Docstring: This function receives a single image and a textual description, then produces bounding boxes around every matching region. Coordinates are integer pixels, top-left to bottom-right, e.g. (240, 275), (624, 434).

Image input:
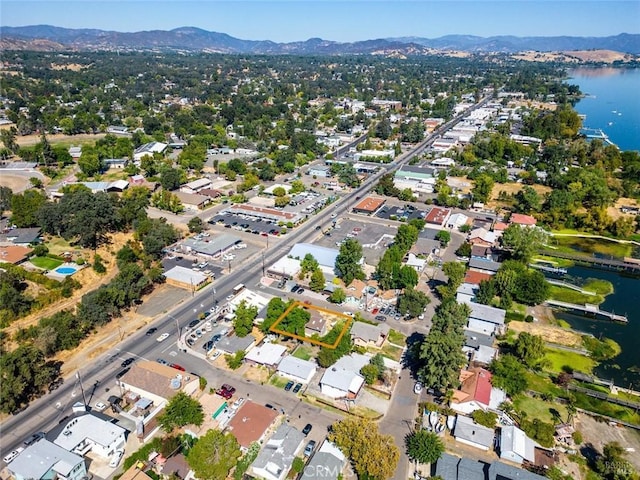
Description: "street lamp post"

(75, 371), (88, 406)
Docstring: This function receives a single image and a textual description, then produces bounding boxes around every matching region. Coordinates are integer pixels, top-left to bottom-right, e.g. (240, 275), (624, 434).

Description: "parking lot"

(375, 203), (430, 221)
(209, 213), (285, 237)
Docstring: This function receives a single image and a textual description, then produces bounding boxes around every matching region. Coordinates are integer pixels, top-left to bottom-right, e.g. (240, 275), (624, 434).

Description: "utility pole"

(76, 371), (88, 407)
(262, 252), (265, 277)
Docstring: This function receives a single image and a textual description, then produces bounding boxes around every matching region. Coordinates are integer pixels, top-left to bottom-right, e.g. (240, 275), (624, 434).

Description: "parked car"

(94, 402), (107, 412)
(120, 357), (135, 368)
(304, 440), (317, 457)
(210, 350), (222, 361)
(169, 363), (185, 371)
(414, 382), (423, 395)
(3, 447), (24, 464)
(216, 384), (236, 399)
(188, 319), (200, 329)
(203, 340), (214, 351)
(375, 315), (387, 322)
(23, 432), (45, 446)
(302, 423), (313, 435)
(145, 327), (158, 336)
(109, 448), (124, 468)
(284, 381), (294, 392)
(156, 358), (168, 365)
(293, 383), (303, 394)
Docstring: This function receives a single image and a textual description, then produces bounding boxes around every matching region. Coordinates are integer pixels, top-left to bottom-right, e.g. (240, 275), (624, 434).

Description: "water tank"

(169, 378), (181, 390)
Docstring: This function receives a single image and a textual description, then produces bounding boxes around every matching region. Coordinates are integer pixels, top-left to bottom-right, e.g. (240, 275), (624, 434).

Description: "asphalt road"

(1, 96), (491, 463)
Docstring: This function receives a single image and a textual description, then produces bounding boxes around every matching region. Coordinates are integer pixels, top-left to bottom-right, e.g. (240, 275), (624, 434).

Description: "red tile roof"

(459, 367), (493, 406)
(509, 213), (537, 226)
(464, 270), (494, 285)
(424, 207), (451, 225)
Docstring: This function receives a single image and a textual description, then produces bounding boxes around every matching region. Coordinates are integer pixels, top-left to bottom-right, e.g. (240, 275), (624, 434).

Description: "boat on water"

(429, 410), (439, 428)
(447, 415), (456, 430)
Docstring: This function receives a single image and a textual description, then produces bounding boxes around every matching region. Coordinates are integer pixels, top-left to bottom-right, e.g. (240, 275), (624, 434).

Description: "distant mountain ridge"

(1, 25), (639, 55)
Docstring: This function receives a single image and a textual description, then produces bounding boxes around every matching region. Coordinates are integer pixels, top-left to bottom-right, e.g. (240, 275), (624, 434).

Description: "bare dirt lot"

(0, 125), (106, 148)
(488, 182), (552, 209)
(508, 318), (583, 348)
(0, 173), (31, 192)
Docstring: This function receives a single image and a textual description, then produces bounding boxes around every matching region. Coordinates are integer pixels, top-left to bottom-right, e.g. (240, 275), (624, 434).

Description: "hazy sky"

(2, 1), (639, 42)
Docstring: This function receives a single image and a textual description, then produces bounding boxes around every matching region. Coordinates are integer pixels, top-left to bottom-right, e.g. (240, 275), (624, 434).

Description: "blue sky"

(2, 1), (639, 42)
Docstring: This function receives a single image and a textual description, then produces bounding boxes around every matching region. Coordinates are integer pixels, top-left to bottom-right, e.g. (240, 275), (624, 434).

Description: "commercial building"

(352, 196), (386, 215)
(164, 266), (209, 290)
(179, 234), (240, 258)
(288, 243), (339, 276)
(7, 440), (87, 480)
(49, 412), (126, 459)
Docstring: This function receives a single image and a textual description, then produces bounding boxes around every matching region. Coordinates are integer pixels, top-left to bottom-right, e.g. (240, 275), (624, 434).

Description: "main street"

(1, 96), (492, 472)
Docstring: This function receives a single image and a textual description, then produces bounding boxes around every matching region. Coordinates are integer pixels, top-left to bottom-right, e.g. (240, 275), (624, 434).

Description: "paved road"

(1, 95), (492, 465)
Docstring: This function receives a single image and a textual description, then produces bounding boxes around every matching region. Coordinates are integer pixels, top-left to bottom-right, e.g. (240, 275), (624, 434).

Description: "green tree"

(472, 174), (495, 203)
(299, 253), (319, 279)
(360, 364), (379, 385)
(261, 297), (287, 333)
(160, 168), (182, 191)
(10, 189), (46, 227)
(335, 238), (365, 286)
(158, 392), (205, 432)
(489, 354), (529, 396)
(328, 287), (346, 304)
(513, 332), (547, 367)
(435, 230), (451, 247)
(515, 186), (541, 213)
(187, 430), (241, 480)
(471, 410), (498, 428)
(151, 190), (184, 213)
(475, 279), (495, 305)
(438, 261), (467, 298)
(405, 430), (444, 464)
(397, 288), (430, 317)
(328, 417), (399, 480)
(233, 300), (258, 337)
(512, 270), (549, 305)
(188, 216), (205, 234)
(309, 268), (325, 292)
(225, 351), (246, 370)
(500, 224), (548, 263)
(78, 150), (104, 177)
(279, 307), (310, 336)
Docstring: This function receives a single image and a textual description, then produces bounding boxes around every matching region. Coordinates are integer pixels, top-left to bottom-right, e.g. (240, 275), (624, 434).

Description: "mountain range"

(1, 25), (639, 56)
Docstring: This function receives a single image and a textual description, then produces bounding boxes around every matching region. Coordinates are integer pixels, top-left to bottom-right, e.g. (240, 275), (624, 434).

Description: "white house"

(50, 412), (126, 459)
(277, 356), (317, 384)
(320, 353), (369, 399)
(7, 440), (87, 480)
(453, 415), (495, 451)
(447, 213), (469, 229)
(133, 142), (167, 162)
(244, 343), (287, 368)
(500, 425), (537, 464)
(249, 424), (304, 480)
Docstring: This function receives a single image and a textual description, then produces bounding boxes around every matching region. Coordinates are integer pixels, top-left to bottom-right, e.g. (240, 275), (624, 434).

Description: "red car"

(216, 384), (236, 400)
(371, 308), (379, 315)
(169, 363), (186, 371)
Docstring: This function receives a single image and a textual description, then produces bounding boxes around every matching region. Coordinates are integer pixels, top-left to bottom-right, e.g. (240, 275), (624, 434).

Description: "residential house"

(118, 360), (200, 406)
(215, 334), (256, 356)
(350, 321), (390, 348)
(433, 454), (547, 480)
(320, 353), (369, 399)
(307, 165), (331, 178)
(405, 252), (427, 272)
(249, 424), (304, 480)
(468, 228), (496, 247)
(425, 207), (451, 227)
(447, 213), (469, 230)
(277, 356), (317, 384)
(106, 125), (130, 135)
(173, 191), (210, 210)
(305, 315), (328, 338)
(161, 454), (190, 479)
(463, 270), (494, 286)
(227, 400), (279, 450)
(462, 302), (506, 336)
(300, 440), (347, 480)
(6, 440), (87, 480)
(451, 367), (506, 414)
(456, 283), (478, 304)
(487, 461), (547, 480)
(245, 343), (287, 368)
(48, 411), (126, 459)
(0, 245), (33, 265)
(453, 415), (495, 451)
(180, 178), (212, 194)
(68, 146), (82, 159)
(1, 227), (41, 245)
(118, 464), (156, 480)
(468, 257), (502, 274)
(509, 213), (537, 227)
(133, 142), (167, 162)
(471, 245), (491, 259)
(499, 425), (537, 465)
(104, 158), (128, 169)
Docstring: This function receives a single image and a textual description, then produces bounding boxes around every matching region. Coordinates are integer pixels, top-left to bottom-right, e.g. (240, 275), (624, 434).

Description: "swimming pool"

(54, 266), (78, 275)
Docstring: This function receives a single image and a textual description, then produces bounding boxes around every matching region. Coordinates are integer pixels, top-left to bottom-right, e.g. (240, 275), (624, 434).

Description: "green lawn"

(513, 394), (568, 424)
(30, 256), (63, 270)
(582, 279), (613, 295)
(548, 286), (605, 305)
(531, 255), (575, 268)
(269, 375), (290, 389)
(571, 391), (640, 425)
(544, 348), (596, 374)
(387, 329), (407, 346)
(380, 343), (404, 362)
(291, 346), (312, 361)
(551, 236), (633, 259)
(524, 371), (565, 397)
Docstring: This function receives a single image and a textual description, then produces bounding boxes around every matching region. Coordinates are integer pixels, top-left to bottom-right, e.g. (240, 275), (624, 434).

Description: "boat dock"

(530, 263), (567, 275)
(582, 128), (615, 146)
(539, 250), (640, 273)
(545, 299), (628, 323)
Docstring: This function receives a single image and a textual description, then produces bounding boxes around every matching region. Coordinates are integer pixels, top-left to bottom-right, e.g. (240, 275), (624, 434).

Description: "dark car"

(292, 383), (303, 394)
(284, 381), (294, 391)
(203, 340), (214, 351)
(145, 327), (158, 336)
(265, 403), (275, 410)
(302, 423), (313, 435)
(115, 368), (130, 379)
(121, 357), (135, 368)
(211, 334), (222, 343)
(375, 315), (386, 322)
(290, 284), (299, 293)
(23, 432), (45, 446)
(156, 358), (168, 365)
(188, 319), (200, 329)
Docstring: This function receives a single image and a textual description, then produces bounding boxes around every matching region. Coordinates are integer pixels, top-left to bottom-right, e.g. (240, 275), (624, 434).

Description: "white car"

(414, 382), (423, 395)
(109, 448), (124, 468)
(3, 447), (24, 464)
(156, 333), (170, 342)
(94, 402), (107, 412)
(210, 350), (222, 361)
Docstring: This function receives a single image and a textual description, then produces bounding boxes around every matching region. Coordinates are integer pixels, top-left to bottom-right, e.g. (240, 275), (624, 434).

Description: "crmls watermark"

(605, 461), (633, 476)
(302, 464), (357, 479)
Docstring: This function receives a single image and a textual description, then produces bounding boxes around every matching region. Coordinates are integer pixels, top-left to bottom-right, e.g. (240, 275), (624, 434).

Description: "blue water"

(55, 266), (78, 275)
(569, 68), (640, 152)
(554, 266), (640, 388)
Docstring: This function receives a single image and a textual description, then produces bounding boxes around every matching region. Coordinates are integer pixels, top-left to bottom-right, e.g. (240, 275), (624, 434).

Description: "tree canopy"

(405, 430), (444, 464)
(335, 238), (365, 286)
(187, 430), (241, 480)
(158, 391), (204, 432)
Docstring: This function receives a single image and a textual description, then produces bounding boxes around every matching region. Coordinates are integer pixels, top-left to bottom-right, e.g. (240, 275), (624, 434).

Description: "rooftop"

(350, 321), (389, 343)
(215, 334), (256, 355)
(7, 439), (83, 480)
(164, 265), (208, 286)
(300, 441), (346, 480)
(352, 196), (386, 213)
(277, 356), (317, 379)
(509, 213), (537, 226)
(245, 343), (287, 366)
(119, 360), (193, 400)
(453, 415), (495, 448)
(288, 243), (339, 270)
(250, 423), (304, 478)
(0, 245), (33, 264)
(425, 207), (451, 225)
(227, 400), (279, 449)
(181, 234), (240, 256)
(52, 412), (126, 451)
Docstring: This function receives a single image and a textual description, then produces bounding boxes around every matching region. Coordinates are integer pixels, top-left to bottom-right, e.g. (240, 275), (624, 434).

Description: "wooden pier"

(545, 299), (628, 323)
(539, 250), (640, 273)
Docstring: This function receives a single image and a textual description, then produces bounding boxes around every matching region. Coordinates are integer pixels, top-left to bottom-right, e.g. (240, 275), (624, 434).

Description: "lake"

(569, 67), (640, 152)
(555, 265), (640, 388)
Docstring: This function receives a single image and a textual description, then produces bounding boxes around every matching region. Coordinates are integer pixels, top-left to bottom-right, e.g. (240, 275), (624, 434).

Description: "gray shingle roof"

(300, 441), (346, 480)
(250, 424), (304, 478)
(453, 415), (495, 448)
(8, 440), (84, 480)
(277, 356), (317, 380)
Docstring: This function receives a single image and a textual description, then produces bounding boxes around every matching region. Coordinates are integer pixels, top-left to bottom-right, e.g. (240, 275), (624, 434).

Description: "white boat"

(447, 415), (456, 430)
(436, 421), (445, 434)
(429, 410), (439, 428)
